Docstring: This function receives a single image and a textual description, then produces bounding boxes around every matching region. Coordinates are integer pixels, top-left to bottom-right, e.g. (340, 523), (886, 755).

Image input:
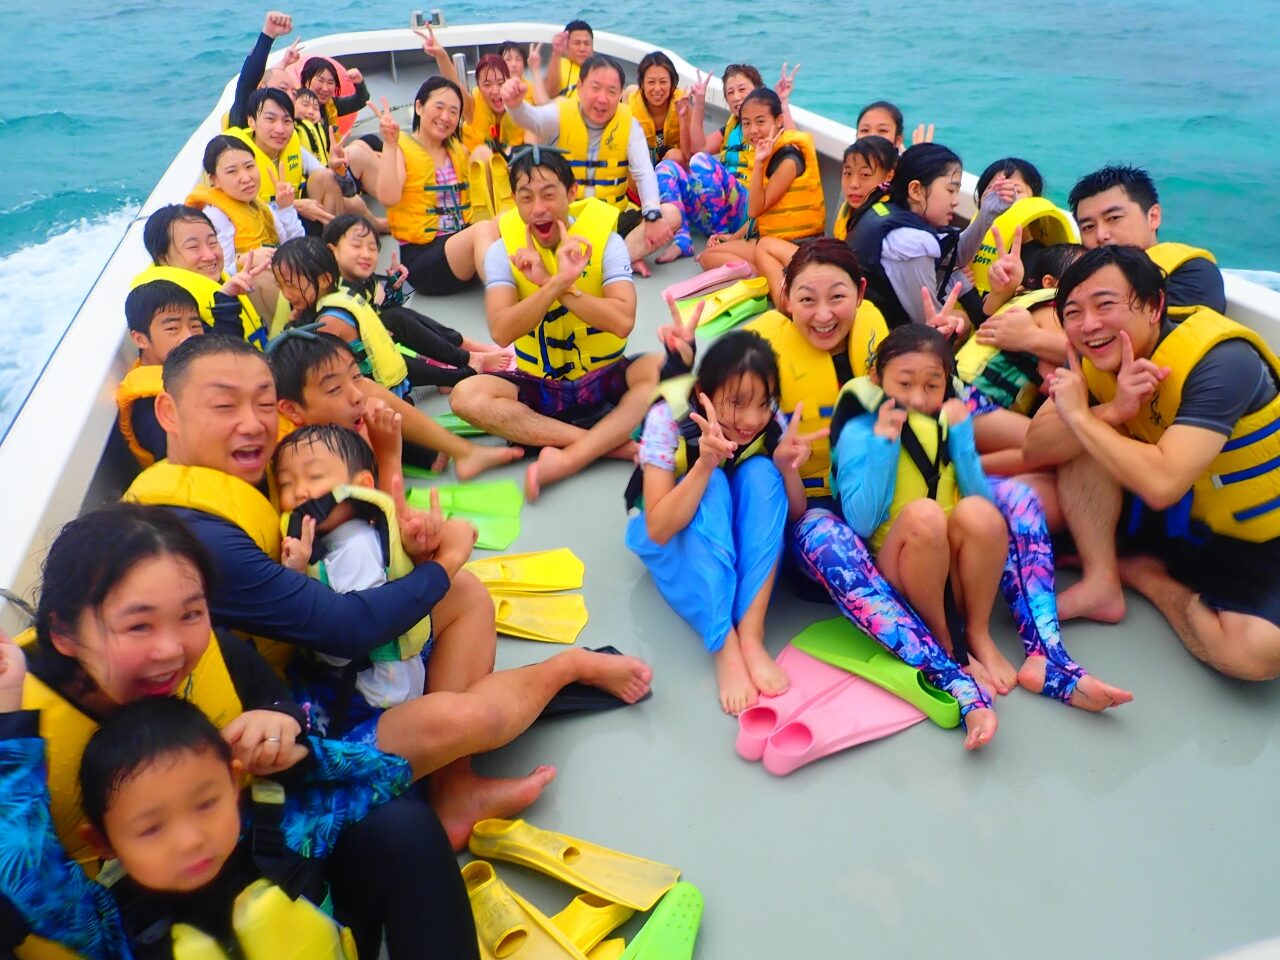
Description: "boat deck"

(387, 245), (1280, 959)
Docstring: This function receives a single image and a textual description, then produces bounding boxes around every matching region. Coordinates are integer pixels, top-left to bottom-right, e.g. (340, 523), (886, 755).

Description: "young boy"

(78, 696), (410, 958)
(274, 424), (476, 743)
(118, 279), (245, 466)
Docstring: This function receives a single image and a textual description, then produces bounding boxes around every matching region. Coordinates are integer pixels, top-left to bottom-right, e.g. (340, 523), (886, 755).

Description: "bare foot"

(961, 656), (996, 699)
(714, 642), (758, 716)
(962, 707), (998, 751)
(1057, 575), (1126, 623)
(431, 451), (451, 473)
(1017, 657), (1133, 712)
(455, 443), (523, 481)
(966, 632), (1019, 695)
(1117, 553), (1168, 590)
(566, 648), (653, 703)
(738, 635), (790, 697)
(631, 258), (652, 278)
(524, 446), (576, 503)
(469, 350), (514, 374)
(655, 244), (686, 264)
(431, 763), (557, 851)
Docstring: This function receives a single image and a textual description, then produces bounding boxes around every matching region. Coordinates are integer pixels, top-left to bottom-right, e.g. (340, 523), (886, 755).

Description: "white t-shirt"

(314, 518), (427, 710)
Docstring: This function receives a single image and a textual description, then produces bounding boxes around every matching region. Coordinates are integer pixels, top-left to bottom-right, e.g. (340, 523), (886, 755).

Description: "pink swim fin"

(661, 260), (756, 302)
(761, 677), (926, 777)
(735, 645), (856, 761)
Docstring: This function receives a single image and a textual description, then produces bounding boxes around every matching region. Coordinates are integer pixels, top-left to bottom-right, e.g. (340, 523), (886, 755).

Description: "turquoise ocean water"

(1, 0), (1277, 427)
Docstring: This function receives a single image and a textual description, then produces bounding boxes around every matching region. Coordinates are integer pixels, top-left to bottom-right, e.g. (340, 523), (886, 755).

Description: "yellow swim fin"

(490, 154), (516, 213)
(470, 159), (495, 221)
(469, 819), (681, 912)
(551, 894), (634, 955)
(466, 548), (585, 592)
(589, 941), (625, 960)
(462, 860), (589, 959)
(492, 592), (588, 644)
(677, 275), (770, 326)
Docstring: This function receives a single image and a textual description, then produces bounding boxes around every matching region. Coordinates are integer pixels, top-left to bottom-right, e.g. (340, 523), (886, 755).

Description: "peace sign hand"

(986, 224), (1024, 298)
(281, 515), (315, 572)
(554, 222), (591, 280)
(281, 38), (303, 69)
(910, 122), (935, 146)
(1110, 329), (1170, 421)
(413, 25), (444, 59)
(272, 164), (296, 209)
(688, 391), (737, 467)
(221, 255), (271, 298)
(873, 398), (907, 441)
(775, 62), (800, 102)
(690, 70), (710, 106)
(509, 224), (552, 285)
(1048, 343), (1090, 425)
(327, 138), (348, 175)
(773, 401), (827, 472)
(753, 129), (780, 168)
(658, 294), (701, 370)
(390, 475), (443, 563)
(923, 282), (968, 339)
(528, 42), (542, 69)
(369, 97), (400, 143)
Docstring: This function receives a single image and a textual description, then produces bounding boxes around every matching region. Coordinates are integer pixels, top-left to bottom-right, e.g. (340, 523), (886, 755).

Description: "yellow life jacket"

(116, 362), (163, 467)
(828, 377), (960, 550)
(558, 100), (633, 209)
(500, 197), (627, 380)
(131, 265), (268, 351)
(386, 132), (472, 244)
(315, 290), (409, 392)
(124, 462), (293, 671)
(832, 200), (852, 242)
(1146, 241), (1220, 318)
(281, 484), (432, 662)
(1082, 308), (1280, 542)
(754, 130), (826, 242)
(627, 88), (684, 154)
(462, 92), (526, 154)
(955, 288), (1058, 415)
(745, 301), (889, 497)
(165, 879), (357, 960)
(558, 58), (581, 99)
(185, 184), (279, 255)
(17, 627), (241, 875)
(226, 127), (305, 205)
(719, 114), (753, 189)
(969, 197), (1078, 293)
(296, 117), (332, 165)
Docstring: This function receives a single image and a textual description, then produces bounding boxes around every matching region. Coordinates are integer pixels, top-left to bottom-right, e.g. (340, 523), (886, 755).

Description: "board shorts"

(1121, 495), (1280, 627)
(499, 356), (634, 427)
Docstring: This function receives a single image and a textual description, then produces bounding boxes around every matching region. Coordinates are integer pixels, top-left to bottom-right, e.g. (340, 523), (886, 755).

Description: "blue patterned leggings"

(656, 152), (750, 258)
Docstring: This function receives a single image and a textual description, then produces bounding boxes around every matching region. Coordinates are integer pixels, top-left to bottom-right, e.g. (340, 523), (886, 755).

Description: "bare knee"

(448, 374), (503, 417)
(896, 499), (949, 546)
(950, 496), (1008, 540)
(1215, 616), (1280, 681)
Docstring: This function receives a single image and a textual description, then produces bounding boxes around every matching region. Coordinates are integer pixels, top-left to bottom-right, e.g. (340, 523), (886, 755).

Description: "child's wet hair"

(270, 330), (358, 403)
(293, 86), (322, 106)
(1030, 243), (1085, 290)
(974, 157), (1043, 204)
(322, 213), (380, 247)
(143, 204), (215, 263)
(885, 143), (963, 208)
(843, 136), (898, 177)
(275, 422), (376, 480)
(739, 87), (783, 119)
(693, 330), (780, 407)
(872, 324), (955, 380)
(79, 697), (232, 836)
(201, 134), (256, 177)
(35, 503), (215, 651)
(273, 236), (340, 313)
(125, 280), (199, 336)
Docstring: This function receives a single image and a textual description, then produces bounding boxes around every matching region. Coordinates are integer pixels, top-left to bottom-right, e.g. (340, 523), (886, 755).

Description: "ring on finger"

(264, 736), (282, 743)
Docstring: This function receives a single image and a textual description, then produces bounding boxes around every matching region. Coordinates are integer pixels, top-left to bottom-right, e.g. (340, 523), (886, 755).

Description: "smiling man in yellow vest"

(1024, 246), (1280, 681)
(501, 55), (683, 274)
(449, 147), (664, 501)
(125, 334), (653, 846)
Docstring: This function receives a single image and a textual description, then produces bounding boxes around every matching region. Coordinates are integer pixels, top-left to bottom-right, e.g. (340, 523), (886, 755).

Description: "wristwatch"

(642, 209), (662, 223)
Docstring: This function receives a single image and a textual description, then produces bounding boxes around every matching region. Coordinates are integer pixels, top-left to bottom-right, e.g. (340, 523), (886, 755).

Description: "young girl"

(371, 79), (498, 296)
(754, 135), (898, 303)
(271, 236), (521, 479)
(627, 51), (686, 166)
(849, 142), (1016, 331)
(625, 324), (819, 715)
(323, 213), (511, 389)
(694, 89), (825, 275)
(855, 99), (936, 152)
(0, 503), (476, 959)
(185, 135), (303, 281)
(655, 63), (773, 261)
(498, 39), (548, 100)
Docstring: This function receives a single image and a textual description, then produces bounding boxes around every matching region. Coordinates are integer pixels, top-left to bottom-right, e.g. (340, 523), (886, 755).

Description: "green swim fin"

(551, 894), (634, 955)
(466, 548), (585, 592)
(433, 480), (524, 518)
(676, 275), (770, 325)
(401, 463), (443, 480)
(492, 592), (588, 644)
(588, 941), (624, 960)
(462, 860), (588, 959)
(695, 295), (770, 340)
(791, 617), (961, 728)
(433, 411), (488, 437)
(468, 819), (681, 912)
(619, 882), (703, 960)
(465, 516), (522, 551)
